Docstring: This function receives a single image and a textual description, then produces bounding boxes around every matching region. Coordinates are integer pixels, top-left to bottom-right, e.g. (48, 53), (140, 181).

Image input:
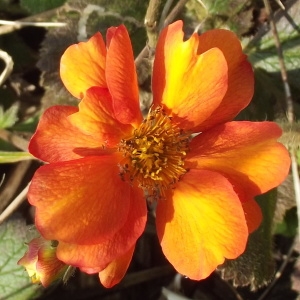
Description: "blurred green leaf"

(206, 0), (234, 14)
(275, 207), (298, 237)
(0, 218), (40, 300)
(11, 114), (40, 133)
(220, 190), (277, 290)
(0, 0), (25, 15)
(0, 139), (17, 151)
(237, 1), (300, 122)
(0, 151), (34, 163)
(186, 0), (254, 35)
(246, 0), (300, 73)
(249, 37), (300, 73)
(20, 0), (66, 14)
(0, 104), (19, 129)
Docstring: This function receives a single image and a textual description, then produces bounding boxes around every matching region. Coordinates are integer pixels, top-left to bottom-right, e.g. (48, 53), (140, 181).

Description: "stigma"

(119, 106), (190, 200)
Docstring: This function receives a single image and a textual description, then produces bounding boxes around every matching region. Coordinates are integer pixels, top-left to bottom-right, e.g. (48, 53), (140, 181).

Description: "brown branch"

(135, 0), (189, 67)
(260, 4), (299, 300)
(163, 0), (189, 27)
(0, 182), (30, 224)
(263, 0), (294, 123)
(0, 160), (32, 213)
(144, 0), (163, 49)
(0, 7), (63, 35)
(0, 129), (29, 151)
(257, 237), (296, 300)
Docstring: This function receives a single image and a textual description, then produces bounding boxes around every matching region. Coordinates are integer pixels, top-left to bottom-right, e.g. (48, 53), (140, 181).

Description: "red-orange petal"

(29, 87), (133, 163)
(68, 87), (134, 146)
(60, 32), (107, 99)
(196, 29), (254, 131)
(242, 199), (262, 233)
(152, 20), (228, 132)
(56, 186), (146, 269)
(99, 246), (135, 288)
(29, 106), (79, 163)
(28, 154), (131, 245)
(186, 121), (290, 201)
(106, 25), (142, 127)
(156, 169), (248, 280)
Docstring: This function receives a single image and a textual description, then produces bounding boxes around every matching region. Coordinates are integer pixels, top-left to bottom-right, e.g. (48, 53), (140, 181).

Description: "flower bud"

(18, 237), (68, 287)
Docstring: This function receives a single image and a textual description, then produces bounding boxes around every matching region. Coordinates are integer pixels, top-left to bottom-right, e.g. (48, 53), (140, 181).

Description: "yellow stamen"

(119, 107), (189, 200)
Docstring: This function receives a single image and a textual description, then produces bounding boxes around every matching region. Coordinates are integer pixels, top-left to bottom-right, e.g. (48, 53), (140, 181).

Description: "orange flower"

(18, 237), (68, 287)
(27, 21), (290, 287)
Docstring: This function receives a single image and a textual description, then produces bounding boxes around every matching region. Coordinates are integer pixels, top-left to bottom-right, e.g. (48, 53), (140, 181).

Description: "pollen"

(119, 106), (190, 200)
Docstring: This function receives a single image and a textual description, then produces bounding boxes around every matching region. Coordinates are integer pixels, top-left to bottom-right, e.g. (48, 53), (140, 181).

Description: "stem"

(262, 1), (300, 233)
(145, 0), (163, 49)
(0, 183), (29, 224)
(0, 50), (13, 86)
(163, 0), (189, 27)
(136, 0), (189, 67)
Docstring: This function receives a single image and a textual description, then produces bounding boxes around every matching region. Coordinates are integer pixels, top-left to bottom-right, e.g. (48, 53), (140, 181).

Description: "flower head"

(27, 21), (290, 287)
(18, 237), (68, 287)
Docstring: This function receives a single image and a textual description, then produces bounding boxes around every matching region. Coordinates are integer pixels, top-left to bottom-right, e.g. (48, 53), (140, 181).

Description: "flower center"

(119, 107), (189, 200)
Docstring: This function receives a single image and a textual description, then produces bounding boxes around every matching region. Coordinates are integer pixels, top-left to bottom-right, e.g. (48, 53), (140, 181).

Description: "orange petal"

(29, 106), (80, 163)
(152, 20), (228, 131)
(29, 88), (133, 163)
(242, 199), (262, 233)
(196, 29), (254, 131)
(186, 121), (290, 201)
(106, 26), (117, 47)
(99, 246), (135, 288)
(60, 32), (107, 99)
(56, 186), (146, 269)
(28, 154), (131, 245)
(156, 169), (248, 280)
(69, 87), (134, 146)
(106, 25), (142, 127)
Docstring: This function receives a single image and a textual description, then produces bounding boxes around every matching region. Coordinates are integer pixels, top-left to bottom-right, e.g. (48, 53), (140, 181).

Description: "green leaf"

(11, 114), (40, 133)
(186, 0), (254, 35)
(0, 151), (34, 163)
(0, 218), (40, 300)
(275, 207), (298, 237)
(0, 104), (19, 129)
(20, 0), (66, 14)
(220, 190), (277, 290)
(246, 1), (300, 73)
(206, 0), (233, 14)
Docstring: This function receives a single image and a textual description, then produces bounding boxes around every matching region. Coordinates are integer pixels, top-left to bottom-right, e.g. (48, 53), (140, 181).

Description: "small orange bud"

(18, 237), (68, 287)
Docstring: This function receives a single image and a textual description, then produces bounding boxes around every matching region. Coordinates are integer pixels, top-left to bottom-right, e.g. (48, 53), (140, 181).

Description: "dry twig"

(258, 0), (300, 298)
(0, 160), (32, 213)
(0, 49), (13, 86)
(0, 129), (29, 152)
(135, 0), (189, 68)
(0, 182), (30, 224)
